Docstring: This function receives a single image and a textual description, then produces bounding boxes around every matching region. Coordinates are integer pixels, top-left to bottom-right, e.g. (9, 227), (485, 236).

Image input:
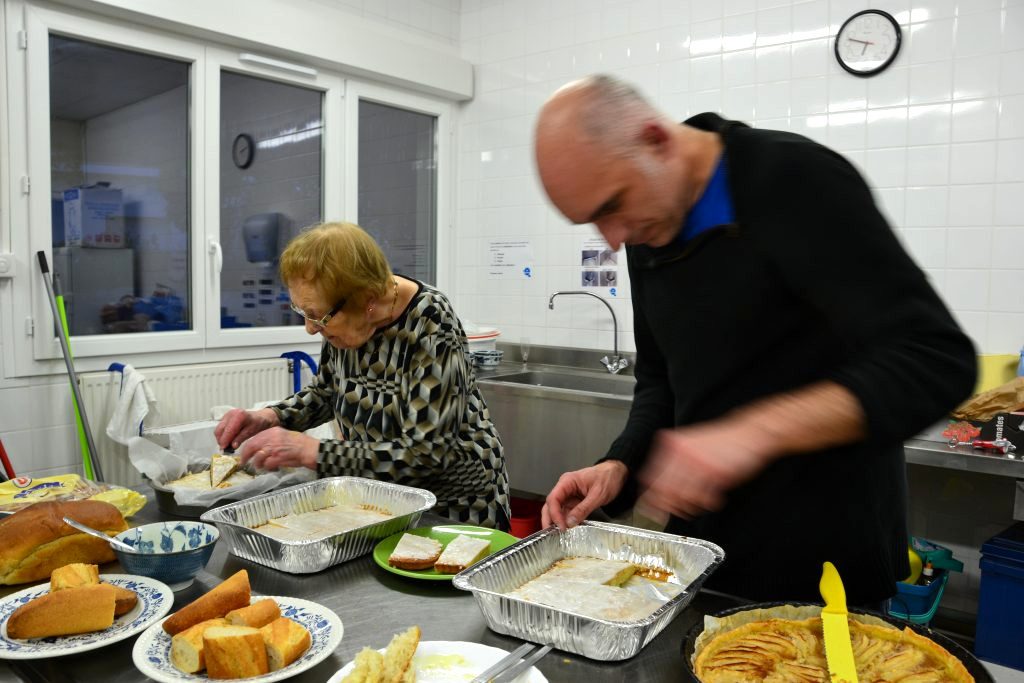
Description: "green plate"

(372, 524), (519, 581)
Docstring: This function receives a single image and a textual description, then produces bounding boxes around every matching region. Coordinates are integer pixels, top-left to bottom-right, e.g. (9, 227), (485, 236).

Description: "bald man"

(535, 75), (976, 605)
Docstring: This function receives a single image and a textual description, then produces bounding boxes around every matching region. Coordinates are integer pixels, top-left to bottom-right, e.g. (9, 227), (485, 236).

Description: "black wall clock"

(232, 133), (255, 169)
(835, 9), (902, 77)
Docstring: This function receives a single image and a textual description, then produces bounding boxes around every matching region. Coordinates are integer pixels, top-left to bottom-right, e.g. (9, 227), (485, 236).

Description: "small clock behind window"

(232, 133), (255, 169)
(835, 9), (902, 77)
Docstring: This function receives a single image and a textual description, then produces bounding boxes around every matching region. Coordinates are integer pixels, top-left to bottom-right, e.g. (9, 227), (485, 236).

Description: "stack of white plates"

(464, 321), (501, 351)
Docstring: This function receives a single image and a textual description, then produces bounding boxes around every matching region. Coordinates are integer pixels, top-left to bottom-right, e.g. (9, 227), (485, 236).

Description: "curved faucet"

(548, 291), (629, 374)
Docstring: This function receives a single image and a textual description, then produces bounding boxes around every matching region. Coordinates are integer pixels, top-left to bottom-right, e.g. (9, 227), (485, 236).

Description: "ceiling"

(49, 35), (189, 121)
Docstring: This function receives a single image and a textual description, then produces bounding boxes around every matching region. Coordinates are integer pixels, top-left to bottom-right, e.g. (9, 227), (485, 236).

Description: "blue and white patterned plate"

(132, 595), (343, 683)
(0, 574), (173, 660)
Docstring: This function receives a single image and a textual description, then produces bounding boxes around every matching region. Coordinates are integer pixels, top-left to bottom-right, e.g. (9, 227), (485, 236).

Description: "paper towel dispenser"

(242, 212), (281, 263)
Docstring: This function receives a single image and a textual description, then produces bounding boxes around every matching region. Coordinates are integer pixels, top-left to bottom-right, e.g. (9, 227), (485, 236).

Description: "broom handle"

(36, 251), (104, 482)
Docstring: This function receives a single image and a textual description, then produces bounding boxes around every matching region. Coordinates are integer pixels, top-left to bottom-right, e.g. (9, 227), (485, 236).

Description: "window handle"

(208, 238), (223, 274)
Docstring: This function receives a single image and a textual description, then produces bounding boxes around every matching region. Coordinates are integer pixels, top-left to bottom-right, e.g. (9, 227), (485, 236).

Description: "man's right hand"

(541, 460), (629, 530)
(214, 408), (280, 452)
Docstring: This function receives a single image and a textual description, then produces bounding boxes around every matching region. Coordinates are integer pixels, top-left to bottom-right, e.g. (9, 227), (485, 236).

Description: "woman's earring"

(367, 305), (374, 315)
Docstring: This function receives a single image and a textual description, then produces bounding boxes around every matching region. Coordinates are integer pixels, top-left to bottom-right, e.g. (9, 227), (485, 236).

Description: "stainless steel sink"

(482, 370), (635, 396)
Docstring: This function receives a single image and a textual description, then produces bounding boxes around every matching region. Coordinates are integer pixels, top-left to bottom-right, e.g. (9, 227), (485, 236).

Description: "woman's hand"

(238, 428), (320, 471)
(214, 407), (280, 451)
(541, 460), (628, 530)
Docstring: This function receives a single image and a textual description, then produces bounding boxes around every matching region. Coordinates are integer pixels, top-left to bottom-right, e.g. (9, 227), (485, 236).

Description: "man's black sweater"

(602, 113), (977, 604)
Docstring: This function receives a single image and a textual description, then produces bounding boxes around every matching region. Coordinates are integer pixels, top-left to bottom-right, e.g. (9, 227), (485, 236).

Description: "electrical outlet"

(0, 253), (14, 278)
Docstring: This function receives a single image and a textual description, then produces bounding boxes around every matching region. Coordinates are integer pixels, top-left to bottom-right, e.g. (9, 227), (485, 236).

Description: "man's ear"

(639, 120), (671, 157)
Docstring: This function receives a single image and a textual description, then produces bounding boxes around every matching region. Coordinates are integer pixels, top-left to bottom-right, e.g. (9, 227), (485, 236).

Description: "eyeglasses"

(289, 298), (346, 329)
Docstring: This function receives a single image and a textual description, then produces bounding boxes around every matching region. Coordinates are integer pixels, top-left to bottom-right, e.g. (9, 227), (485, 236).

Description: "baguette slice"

(111, 584), (138, 617)
(260, 617), (311, 671)
(204, 625), (269, 679)
(162, 569), (250, 635)
(434, 535), (491, 574)
(388, 534), (442, 570)
(6, 583), (116, 639)
(382, 625), (420, 683)
(170, 617), (228, 674)
(226, 598), (280, 629)
(50, 563), (100, 590)
(342, 647), (385, 683)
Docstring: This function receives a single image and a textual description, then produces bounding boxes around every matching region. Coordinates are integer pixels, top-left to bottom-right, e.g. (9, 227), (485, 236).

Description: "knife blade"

(819, 561), (859, 683)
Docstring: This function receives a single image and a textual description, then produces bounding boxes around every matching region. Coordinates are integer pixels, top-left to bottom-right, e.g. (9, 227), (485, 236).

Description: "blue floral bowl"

(112, 522), (219, 591)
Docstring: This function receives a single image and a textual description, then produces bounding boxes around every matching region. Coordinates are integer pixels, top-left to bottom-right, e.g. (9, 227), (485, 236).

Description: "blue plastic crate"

(975, 522), (1024, 671)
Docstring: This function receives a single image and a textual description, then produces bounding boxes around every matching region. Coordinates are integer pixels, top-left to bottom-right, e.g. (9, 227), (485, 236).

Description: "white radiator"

(79, 359), (297, 487)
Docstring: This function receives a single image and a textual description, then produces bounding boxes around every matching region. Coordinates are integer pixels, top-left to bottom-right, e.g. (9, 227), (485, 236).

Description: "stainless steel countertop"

(477, 361), (1024, 480)
(0, 492), (748, 683)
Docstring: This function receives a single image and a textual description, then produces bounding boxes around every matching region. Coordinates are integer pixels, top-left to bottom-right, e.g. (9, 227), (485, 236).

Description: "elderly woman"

(215, 221), (511, 529)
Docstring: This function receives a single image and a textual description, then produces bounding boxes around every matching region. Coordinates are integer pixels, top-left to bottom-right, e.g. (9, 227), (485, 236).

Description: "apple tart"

(694, 616), (973, 683)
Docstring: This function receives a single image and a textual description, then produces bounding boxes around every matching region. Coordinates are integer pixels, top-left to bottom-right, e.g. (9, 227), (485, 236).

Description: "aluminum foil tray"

(452, 521), (724, 661)
(200, 477), (436, 573)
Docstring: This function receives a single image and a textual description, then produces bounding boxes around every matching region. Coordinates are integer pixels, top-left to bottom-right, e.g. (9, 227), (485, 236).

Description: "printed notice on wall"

(580, 237), (621, 296)
(487, 239), (534, 280)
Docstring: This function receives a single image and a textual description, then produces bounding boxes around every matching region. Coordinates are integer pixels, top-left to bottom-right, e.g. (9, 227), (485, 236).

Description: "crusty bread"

(203, 625), (269, 679)
(111, 585), (138, 617)
(342, 647), (385, 683)
(170, 617), (228, 674)
(225, 598), (280, 628)
(6, 583), (116, 639)
(162, 570), (251, 635)
(0, 501), (128, 585)
(50, 563), (100, 590)
(434, 535), (491, 574)
(387, 534), (442, 570)
(260, 617), (311, 671)
(383, 626), (420, 683)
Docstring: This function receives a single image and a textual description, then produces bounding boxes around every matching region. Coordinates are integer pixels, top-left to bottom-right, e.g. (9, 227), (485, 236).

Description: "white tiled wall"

(311, 0), (461, 45)
(454, 0), (1024, 357)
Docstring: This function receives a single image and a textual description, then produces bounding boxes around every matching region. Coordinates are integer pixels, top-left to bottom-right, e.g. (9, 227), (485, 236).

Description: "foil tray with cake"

(682, 602), (991, 682)
(453, 520), (725, 661)
(200, 477), (436, 573)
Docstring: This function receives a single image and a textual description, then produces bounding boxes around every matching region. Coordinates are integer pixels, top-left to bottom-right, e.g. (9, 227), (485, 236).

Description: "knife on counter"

(819, 561), (859, 683)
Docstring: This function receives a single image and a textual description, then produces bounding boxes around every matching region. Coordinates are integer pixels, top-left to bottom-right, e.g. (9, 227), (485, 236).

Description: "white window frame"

(17, 3), (208, 365)
(202, 46), (344, 349)
(343, 81), (453, 293)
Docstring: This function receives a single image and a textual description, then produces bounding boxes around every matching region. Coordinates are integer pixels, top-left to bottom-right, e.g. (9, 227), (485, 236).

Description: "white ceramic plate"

(0, 574), (173, 660)
(132, 595), (342, 683)
(327, 641), (548, 683)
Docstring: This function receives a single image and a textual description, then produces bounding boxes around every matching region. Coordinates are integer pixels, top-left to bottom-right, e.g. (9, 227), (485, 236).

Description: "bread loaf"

(260, 617), (311, 671)
(50, 563), (100, 590)
(342, 647), (385, 683)
(162, 570), (250, 635)
(203, 625), (269, 679)
(6, 583), (116, 639)
(0, 501), (128, 585)
(170, 617), (228, 674)
(225, 598), (280, 628)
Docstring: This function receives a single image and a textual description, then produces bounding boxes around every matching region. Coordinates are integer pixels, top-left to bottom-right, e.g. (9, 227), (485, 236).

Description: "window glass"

(49, 35), (190, 335)
(358, 101), (436, 283)
(219, 71), (323, 329)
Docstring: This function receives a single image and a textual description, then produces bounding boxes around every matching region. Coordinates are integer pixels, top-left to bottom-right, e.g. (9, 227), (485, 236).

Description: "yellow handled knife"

(819, 561), (859, 683)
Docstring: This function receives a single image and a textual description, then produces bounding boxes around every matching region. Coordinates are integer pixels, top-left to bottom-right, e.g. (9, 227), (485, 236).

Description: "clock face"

(835, 10), (901, 76)
(232, 133), (254, 169)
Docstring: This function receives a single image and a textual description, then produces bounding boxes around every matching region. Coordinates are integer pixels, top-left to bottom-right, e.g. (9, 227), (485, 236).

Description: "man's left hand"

(239, 427), (320, 472)
(637, 418), (772, 519)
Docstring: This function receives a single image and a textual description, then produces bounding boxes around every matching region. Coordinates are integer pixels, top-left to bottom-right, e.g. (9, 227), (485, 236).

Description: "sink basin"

(481, 370), (635, 396)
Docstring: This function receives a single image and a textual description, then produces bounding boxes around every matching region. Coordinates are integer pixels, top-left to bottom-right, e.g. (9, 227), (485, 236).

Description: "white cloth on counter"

(105, 364), (159, 445)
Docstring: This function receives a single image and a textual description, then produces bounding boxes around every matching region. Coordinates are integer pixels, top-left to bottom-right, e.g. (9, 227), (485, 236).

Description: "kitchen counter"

(905, 438), (1024, 479)
(0, 490), (748, 683)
